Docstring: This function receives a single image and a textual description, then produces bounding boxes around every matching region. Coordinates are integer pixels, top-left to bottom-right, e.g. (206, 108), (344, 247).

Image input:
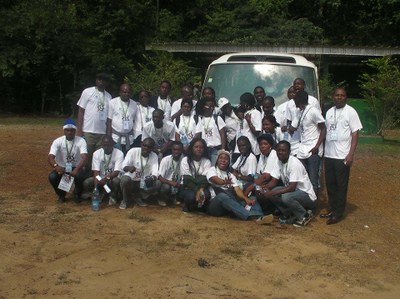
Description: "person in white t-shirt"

(292, 91), (326, 196)
(149, 80), (173, 121)
(142, 109), (175, 159)
(174, 98), (198, 153)
(82, 135), (124, 205)
(218, 97), (240, 153)
(231, 136), (257, 190)
(48, 119), (89, 203)
(262, 114), (284, 148)
(133, 90), (155, 147)
(234, 93), (262, 156)
(158, 141), (184, 206)
(119, 137), (160, 209)
(253, 86), (266, 109)
(195, 98), (227, 164)
(76, 73), (112, 163)
(170, 85), (196, 122)
(205, 150), (265, 221)
(260, 96), (275, 120)
(321, 88), (362, 225)
(180, 137), (212, 212)
(106, 83), (138, 155)
(259, 140), (316, 227)
(245, 134), (279, 214)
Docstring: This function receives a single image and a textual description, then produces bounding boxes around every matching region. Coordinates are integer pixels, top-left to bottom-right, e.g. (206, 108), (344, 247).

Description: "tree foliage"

(359, 57), (400, 134)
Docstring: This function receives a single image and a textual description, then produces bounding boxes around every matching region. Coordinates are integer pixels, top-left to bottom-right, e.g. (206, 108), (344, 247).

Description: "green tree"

(359, 57), (400, 134)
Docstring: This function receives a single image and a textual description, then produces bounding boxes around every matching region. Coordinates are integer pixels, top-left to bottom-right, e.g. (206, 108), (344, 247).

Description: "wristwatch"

(53, 163), (58, 168)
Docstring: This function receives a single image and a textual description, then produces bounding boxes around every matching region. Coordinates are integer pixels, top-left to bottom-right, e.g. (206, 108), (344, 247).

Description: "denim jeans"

(299, 153), (321, 194)
(206, 192), (263, 220)
(269, 187), (316, 221)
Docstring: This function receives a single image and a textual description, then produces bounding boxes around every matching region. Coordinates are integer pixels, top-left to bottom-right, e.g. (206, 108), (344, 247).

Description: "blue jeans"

(206, 192), (263, 220)
(299, 153), (321, 194)
(269, 187), (316, 221)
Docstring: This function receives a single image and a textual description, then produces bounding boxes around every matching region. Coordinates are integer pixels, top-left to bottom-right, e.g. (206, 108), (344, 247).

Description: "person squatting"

(48, 76), (362, 227)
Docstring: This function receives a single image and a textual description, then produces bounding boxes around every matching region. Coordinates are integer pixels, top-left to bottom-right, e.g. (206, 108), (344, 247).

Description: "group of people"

(48, 73), (362, 227)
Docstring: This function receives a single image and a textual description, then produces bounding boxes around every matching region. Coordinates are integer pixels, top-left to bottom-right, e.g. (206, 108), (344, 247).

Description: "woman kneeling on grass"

(206, 149), (273, 224)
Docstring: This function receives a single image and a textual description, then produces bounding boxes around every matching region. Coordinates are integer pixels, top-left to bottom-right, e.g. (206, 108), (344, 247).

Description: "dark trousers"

(48, 169), (88, 198)
(325, 158), (351, 218)
(299, 153), (321, 195)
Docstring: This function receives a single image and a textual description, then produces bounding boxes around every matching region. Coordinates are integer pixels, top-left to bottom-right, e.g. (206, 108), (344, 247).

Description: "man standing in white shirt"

(259, 140), (316, 227)
(170, 85), (196, 122)
(321, 88), (362, 225)
(48, 119), (88, 203)
(120, 137), (160, 209)
(142, 109), (176, 159)
(133, 90), (155, 147)
(293, 90), (326, 196)
(149, 80), (173, 121)
(76, 73), (112, 163)
(106, 83), (138, 155)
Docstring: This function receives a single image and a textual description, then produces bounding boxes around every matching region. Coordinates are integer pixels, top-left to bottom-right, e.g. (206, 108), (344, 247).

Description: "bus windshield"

(203, 63), (318, 106)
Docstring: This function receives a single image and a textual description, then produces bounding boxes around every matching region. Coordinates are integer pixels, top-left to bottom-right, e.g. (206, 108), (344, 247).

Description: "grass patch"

(128, 211), (154, 223)
(0, 116), (63, 126)
(221, 246), (243, 258)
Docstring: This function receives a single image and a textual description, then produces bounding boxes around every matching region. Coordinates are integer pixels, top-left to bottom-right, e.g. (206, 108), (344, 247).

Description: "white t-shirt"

(285, 96), (321, 123)
(195, 116), (226, 148)
(142, 121), (176, 148)
(180, 157), (211, 177)
(232, 153), (257, 177)
(256, 149), (279, 175)
(207, 166), (239, 190)
(108, 97), (138, 145)
(77, 87), (112, 134)
(134, 104), (155, 139)
(122, 148), (159, 181)
(170, 98), (198, 118)
(157, 96), (172, 121)
(294, 106), (325, 159)
(234, 108), (262, 155)
(174, 115), (198, 146)
(275, 101), (289, 127)
(49, 136), (88, 167)
(270, 156), (316, 201)
(159, 155), (183, 181)
(92, 148), (124, 177)
(223, 113), (240, 143)
(325, 104), (363, 159)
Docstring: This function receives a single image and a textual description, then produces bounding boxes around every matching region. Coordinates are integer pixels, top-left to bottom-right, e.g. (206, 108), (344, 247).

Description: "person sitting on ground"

(82, 135), (124, 206)
(174, 98), (198, 153)
(218, 97), (240, 153)
(195, 97), (227, 164)
(257, 140), (316, 227)
(48, 118), (88, 203)
(158, 141), (184, 206)
(142, 109), (175, 159)
(133, 90), (155, 147)
(119, 137), (160, 209)
(205, 150), (268, 222)
(262, 114), (284, 147)
(106, 83), (138, 155)
(180, 137), (212, 212)
(231, 136), (257, 190)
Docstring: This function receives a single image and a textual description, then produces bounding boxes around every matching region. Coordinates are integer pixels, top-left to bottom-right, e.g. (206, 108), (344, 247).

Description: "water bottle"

(283, 131), (289, 141)
(198, 190), (205, 208)
(91, 188), (101, 211)
(140, 177), (147, 190)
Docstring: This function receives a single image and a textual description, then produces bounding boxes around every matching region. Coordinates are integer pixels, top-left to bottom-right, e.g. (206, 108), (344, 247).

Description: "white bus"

(203, 52), (319, 106)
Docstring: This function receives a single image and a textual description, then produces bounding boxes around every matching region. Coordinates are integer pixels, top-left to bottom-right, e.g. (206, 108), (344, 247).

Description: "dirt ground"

(0, 120), (400, 299)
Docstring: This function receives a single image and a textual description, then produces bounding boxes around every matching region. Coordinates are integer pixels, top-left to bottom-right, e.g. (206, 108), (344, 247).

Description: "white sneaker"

(255, 214), (274, 225)
(119, 199), (127, 210)
(108, 196), (117, 206)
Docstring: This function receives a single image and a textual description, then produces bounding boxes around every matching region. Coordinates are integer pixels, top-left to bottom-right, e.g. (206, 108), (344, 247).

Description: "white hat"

(218, 97), (230, 108)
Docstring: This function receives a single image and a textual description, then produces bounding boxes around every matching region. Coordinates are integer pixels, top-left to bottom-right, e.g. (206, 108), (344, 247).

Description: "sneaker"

(170, 197), (177, 206)
(293, 211), (313, 227)
(157, 199), (167, 207)
(255, 214), (274, 225)
(108, 196), (117, 206)
(119, 199), (127, 210)
(134, 197), (148, 207)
